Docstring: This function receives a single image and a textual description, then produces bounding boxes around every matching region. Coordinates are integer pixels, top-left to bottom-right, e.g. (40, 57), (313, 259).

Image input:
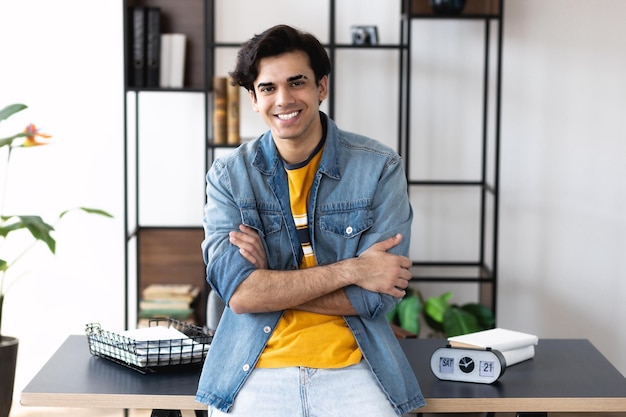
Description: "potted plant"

(0, 103), (112, 417)
(387, 289), (495, 338)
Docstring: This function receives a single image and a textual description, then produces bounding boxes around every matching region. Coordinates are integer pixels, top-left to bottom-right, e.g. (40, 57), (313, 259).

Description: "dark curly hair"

(229, 25), (331, 95)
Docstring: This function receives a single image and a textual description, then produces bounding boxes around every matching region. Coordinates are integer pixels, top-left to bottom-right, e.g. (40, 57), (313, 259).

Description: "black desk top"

(21, 335), (626, 413)
(21, 335), (205, 410)
(400, 338), (626, 412)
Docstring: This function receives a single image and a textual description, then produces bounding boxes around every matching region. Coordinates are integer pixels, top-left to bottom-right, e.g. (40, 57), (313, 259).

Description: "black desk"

(21, 335), (203, 412)
(399, 338), (626, 413)
(21, 335), (626, 414)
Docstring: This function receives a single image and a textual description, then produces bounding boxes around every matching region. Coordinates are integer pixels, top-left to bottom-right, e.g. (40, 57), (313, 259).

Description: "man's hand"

(350, 234), (412, 298)
(229, 224), (268, 269)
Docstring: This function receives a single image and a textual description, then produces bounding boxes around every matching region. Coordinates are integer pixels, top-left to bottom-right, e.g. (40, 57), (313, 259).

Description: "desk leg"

(148, 410), (208, 417)
(150, 411), (182, 417)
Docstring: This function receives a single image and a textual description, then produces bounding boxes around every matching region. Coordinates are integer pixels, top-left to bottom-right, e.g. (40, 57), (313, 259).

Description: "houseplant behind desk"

(0, 103), (112, 417)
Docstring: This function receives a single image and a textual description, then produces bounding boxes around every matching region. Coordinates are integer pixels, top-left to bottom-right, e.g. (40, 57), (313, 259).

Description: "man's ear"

(317, 75), (329, 103)
(249, 89), (259, 112)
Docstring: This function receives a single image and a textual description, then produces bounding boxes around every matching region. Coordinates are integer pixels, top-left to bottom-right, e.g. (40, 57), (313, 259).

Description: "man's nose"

(276, 87), (295, 106)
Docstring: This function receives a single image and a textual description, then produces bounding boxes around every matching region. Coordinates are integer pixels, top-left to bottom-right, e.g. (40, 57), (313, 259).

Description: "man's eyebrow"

(256, 75), (308, 89)
(287, 74), (307, 82)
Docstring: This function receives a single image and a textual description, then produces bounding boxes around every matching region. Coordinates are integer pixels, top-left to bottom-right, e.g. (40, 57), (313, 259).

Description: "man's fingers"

(230, 225), (268, 269)
(363, 234), (403, 255)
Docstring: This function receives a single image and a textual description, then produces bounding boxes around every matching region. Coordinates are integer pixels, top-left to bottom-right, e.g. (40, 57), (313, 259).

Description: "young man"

(196, 25), (424, 416)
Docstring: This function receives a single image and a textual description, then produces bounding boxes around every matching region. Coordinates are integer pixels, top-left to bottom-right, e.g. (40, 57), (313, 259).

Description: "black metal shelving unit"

(400, 0), (504, 314)
(123, 0), (211, 330)
(123, 0), (504, 329)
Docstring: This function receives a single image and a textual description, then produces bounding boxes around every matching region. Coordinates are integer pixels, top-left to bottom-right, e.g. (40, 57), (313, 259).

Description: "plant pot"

(0, 336), (19, 417)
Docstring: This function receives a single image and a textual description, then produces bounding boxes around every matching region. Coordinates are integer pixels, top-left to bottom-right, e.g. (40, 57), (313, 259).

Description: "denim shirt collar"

(252, 112), (341, 180)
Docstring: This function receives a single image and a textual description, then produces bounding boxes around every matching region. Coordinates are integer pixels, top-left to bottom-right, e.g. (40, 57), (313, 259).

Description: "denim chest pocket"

(319, 206), (373, 238)
(241, 207), (282, 237)
(240, 206), (288, 268)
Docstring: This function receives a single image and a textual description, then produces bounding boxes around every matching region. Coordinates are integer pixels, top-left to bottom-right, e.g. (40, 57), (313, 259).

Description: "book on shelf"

(448, 328), (539, 366)
(127, 6), (161, 88)
(159, 33), (186, 88)
(145, 7), (161, 87)
(213, 76), (241, 145)
(139, 307), (195, 321)
(139, 284), (198, 325)
(129, 6), (146, 87)
(169, 33), (186, 88)
(158, 33), (171, 88)
(142, 283), (200, 302)
(213, 76), (228, 144)
(227, 77), (240, 144)
(140, 299), (193, 311)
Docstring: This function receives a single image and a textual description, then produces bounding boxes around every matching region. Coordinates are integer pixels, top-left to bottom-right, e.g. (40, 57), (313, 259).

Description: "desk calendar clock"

(430, 346), (506, 384)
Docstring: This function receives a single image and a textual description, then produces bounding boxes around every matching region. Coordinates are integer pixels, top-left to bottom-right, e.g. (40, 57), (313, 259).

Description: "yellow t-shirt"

(256, 144), (362, 369)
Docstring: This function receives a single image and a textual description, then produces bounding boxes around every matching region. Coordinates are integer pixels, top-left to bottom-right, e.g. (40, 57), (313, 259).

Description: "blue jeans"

(208, 361), (398, 417)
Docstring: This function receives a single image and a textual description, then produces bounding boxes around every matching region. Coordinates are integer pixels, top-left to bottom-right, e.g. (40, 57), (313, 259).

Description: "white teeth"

(277, 111), (299, 120)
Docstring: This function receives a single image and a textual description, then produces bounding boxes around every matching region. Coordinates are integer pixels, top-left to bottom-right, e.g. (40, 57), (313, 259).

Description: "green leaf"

(59, 207), (113, 219)
(423, 291), (452, 324)
(461, 303), (495, 329)
(443, 307), (481, 337)
(0, 103), (27, 123)
(0, 259), (7, 272)
(0, 215), (56, 253)
(0, 132), (27, 148)
(396, 293), (421, 335)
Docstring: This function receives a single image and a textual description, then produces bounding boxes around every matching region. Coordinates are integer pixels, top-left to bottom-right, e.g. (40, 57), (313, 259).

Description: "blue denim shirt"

(195, 113), (425, 415)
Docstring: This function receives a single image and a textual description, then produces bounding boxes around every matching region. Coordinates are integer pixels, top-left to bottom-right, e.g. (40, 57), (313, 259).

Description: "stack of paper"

(448, 328), (539, 366)
(120, 326), (208, 366)
(88, 325), (209, 368)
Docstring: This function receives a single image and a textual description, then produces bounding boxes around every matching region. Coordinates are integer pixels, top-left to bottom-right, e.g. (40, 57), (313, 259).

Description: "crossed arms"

(227, 224), (412, 316)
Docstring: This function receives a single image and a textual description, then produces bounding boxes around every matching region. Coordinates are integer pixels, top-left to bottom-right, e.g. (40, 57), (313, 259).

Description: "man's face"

(250, 50), (328, 148)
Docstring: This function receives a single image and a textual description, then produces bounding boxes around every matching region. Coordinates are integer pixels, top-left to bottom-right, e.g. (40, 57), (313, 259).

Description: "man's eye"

(260, 86), (274, 93)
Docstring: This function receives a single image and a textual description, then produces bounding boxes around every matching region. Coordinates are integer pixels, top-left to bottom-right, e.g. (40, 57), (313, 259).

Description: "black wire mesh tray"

(85, 317), (214, 374)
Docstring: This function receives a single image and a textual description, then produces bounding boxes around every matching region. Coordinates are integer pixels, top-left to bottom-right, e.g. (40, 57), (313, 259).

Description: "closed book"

(169, 33), (186, 88)
(140, 299), (192, 311)
(448, 328), (539, 352)
(500, 344), (535, 366)
(143, 283), (195, 296)
(145, 7), (161, 87)
(227, 78), (240, 144)
(213, 76), (228, 144)
(129, 6), (146, 87)
(158, 34), (172, 88)
(139, 307), (194, 320)
(143, 285), (200, 302)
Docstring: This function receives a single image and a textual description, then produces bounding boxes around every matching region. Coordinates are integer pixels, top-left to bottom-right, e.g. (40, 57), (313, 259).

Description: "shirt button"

(263, 326), (272, 334)
(346, 226), (353, 235)
(242, 364), (250, 372)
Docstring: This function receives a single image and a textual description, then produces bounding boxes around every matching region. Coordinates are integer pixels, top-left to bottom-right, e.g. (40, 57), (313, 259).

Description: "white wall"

(498, 0), (626, 375)
(0, 1), (126, 414)
(0, 1), (625, 415)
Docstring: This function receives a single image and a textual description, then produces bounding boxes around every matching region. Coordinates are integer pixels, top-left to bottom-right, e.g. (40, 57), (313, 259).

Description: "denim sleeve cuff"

(344, 285), (386, 319)
(207, 247), (257, 304)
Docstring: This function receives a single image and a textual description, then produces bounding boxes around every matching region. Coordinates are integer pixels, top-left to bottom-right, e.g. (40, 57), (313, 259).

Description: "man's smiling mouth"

(276, 111), (300, 120)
